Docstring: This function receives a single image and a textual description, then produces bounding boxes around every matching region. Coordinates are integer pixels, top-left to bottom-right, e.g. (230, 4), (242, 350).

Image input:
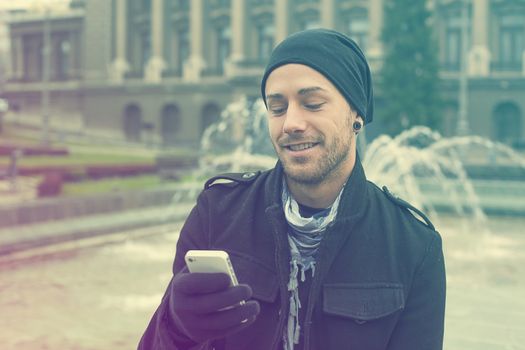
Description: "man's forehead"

(265, 64), (335, 95)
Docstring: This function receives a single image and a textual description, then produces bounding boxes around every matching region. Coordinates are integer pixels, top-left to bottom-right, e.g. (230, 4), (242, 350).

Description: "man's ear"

(352, 116), (364, 134)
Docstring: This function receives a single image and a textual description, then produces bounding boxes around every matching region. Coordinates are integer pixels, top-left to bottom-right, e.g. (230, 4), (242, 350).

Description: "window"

(493, 102), (522, 144)
(217, 26), (231, 73)
(123, 104), (143, 142)
(141, 0), (151, 12)
(442, 12), (470, 71)
(22, 34), (43, 81)
(445, 28), (461, 70)
(347, 8), (369, 53)
(257, 24), (274, 60)
(201, 103), (221, 135)
(161, 104), (181, 145)
(177, 27), (189, 73)
(178, 0), (189, 11)
(56, 38), (71, 80)
(141, 30), (151, 69)
(499, 14), (524, 70)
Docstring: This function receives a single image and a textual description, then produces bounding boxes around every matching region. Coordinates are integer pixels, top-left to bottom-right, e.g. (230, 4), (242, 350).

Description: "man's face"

(264, 64), (359, 185)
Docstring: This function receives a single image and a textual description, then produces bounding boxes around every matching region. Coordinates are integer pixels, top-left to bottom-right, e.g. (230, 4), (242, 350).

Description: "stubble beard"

(276, 127), (354, 186)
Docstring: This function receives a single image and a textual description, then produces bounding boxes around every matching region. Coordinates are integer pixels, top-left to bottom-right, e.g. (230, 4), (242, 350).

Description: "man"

(139, 29), (446, 350)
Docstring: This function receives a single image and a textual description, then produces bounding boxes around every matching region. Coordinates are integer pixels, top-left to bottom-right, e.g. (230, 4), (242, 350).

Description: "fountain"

(200, 96), (275, 175)
(199, 97), (525, 221)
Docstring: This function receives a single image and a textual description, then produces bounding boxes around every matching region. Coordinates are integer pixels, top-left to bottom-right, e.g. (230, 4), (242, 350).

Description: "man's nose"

(283, 103), (307, 134)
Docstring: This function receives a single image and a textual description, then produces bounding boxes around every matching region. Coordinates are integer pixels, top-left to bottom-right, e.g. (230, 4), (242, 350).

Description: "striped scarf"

(281, 180), (344, 350)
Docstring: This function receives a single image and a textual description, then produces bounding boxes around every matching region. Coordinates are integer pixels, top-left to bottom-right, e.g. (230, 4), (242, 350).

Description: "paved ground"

(0, 223), (182, 350)
(438, 215), (525, 350)
(0, 213), (524, 349)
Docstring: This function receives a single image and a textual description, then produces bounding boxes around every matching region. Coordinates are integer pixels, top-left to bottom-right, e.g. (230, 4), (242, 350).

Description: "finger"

(191, 300), (260, 331)
(175, 284), (253, 314)
(173, 272), (231, 295)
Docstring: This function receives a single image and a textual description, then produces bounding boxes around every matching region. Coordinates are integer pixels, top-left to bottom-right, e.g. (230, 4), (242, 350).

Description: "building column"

(226, 0), (249, 77)
(274, 0), (290, 44)
(184, 0), (205, 82)
(321, 0), (335, 28)
(109, 0), (129, 83)
(145, 0), (166, 82)
(468, 0), (490, 76)
(230, 0), (247, 63)
(368, 0), (383, 70)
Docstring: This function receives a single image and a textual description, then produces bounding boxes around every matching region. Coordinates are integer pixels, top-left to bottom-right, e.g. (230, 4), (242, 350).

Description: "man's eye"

(270, 106), (287, 115)
(305, 102), (325, 110)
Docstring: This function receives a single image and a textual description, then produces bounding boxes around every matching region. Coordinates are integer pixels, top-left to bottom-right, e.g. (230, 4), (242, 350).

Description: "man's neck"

(286, 158), (356, 209)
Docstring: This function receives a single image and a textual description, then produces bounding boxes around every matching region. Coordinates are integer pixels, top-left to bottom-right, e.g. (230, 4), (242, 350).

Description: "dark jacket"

(139, 159), (446, 350)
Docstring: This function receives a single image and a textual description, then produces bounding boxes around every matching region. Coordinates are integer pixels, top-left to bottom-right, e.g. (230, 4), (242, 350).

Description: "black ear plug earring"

(353, 121), (363, 134)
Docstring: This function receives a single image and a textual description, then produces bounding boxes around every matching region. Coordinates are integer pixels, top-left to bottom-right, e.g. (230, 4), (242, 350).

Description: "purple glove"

(169, 272), (260, 344)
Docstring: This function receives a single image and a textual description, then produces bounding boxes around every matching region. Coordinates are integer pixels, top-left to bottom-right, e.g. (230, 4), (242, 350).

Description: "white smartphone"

(184, 250), (240, 287)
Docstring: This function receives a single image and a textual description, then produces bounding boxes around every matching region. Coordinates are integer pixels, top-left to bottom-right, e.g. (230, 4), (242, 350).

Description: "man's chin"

(282, 165), (324, 185)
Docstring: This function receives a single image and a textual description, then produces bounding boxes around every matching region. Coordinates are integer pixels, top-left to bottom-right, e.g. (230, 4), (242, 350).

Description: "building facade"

(2, 0), (525, 148)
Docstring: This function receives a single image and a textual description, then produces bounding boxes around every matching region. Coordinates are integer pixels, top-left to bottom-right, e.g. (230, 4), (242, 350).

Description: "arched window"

(123, 104), (142, 142)
(201, 102), (221, 135)
(161, 104), (181, 146)
(493, 102), (522, 144)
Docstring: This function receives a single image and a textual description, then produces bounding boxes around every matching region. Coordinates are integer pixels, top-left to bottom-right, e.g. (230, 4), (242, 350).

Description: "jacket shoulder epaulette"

(204, 171), (261, 190)
(381, 186), (435, 231)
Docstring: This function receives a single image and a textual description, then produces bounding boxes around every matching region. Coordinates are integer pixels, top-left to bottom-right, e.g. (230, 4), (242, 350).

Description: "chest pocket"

(323, 283), (405, 323)
(229, 253), (279, 303)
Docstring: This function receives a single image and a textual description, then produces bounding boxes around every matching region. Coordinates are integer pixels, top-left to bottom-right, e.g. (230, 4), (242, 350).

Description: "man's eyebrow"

(298, 86), (327, 95)
(266, 93), (285, 101)
(267, 87), (327, 100)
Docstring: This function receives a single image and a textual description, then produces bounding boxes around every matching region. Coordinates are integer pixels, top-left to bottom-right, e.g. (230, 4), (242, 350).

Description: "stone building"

(2, 0), (525, 148)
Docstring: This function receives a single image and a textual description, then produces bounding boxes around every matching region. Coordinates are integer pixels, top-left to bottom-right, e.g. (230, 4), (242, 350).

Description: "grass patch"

(62, 175), (166, 196)
(0, 152), (156, 167)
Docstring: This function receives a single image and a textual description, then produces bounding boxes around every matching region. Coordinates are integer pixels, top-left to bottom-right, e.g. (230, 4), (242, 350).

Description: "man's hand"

(169, 272), (260, 344)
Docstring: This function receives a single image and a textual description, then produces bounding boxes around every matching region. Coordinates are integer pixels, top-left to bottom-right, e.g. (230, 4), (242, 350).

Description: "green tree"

(379, 0), (442, 135)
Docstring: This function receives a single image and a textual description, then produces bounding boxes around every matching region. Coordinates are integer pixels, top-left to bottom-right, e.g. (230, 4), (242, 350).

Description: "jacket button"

(242, 172), (256, 179)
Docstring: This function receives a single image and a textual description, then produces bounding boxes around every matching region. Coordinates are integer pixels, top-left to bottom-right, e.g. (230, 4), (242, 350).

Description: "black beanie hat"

(260, 29), (374, 125)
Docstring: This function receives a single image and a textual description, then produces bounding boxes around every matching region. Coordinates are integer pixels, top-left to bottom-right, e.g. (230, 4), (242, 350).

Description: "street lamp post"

(456, 0), (470, 136)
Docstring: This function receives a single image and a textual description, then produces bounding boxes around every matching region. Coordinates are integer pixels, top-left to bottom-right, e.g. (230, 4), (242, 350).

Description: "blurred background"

(0, 0), (524, 349)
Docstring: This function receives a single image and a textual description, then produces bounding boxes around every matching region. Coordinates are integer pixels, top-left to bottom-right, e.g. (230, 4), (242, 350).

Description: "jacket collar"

(335, 153), (369, 223)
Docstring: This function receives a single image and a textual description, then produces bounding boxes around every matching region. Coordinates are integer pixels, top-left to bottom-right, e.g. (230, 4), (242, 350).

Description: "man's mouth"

(285, 143), (317, 151)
